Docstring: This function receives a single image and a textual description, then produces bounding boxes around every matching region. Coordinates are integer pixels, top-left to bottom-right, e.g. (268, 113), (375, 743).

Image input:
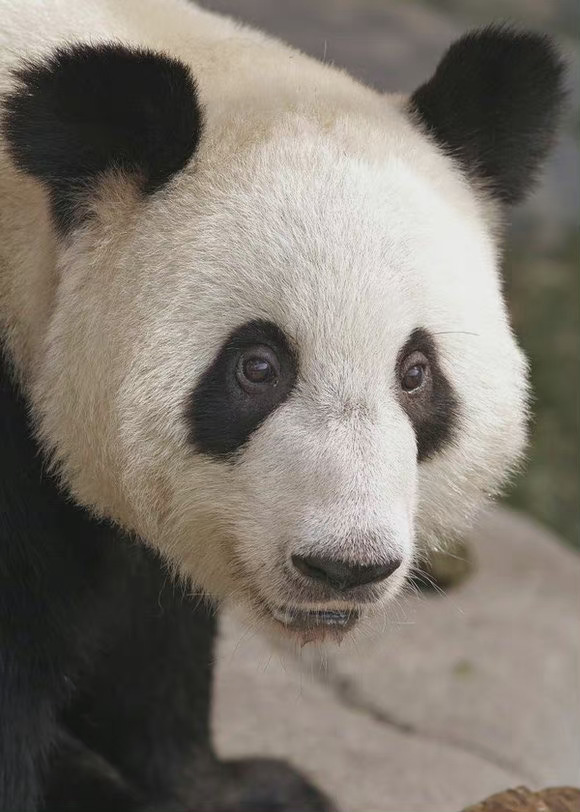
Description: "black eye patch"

(396, 328), (459, 462)
(186, 320), (298, 458)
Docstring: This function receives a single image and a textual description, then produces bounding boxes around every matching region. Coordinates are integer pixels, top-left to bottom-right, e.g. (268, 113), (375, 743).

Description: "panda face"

(71, 132), (525, 640)
(1, 30), (563, 642)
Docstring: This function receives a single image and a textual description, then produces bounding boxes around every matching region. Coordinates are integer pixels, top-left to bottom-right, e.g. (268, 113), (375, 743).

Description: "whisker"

(410, 567), (449, 599)
(432, 330), (480, 337)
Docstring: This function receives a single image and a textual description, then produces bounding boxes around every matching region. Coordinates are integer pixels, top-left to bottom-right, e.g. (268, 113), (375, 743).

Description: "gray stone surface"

(213, 507), (580, 812)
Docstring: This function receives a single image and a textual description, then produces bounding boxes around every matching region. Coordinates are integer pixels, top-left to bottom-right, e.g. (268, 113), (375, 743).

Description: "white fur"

(0, 0), (528, 635)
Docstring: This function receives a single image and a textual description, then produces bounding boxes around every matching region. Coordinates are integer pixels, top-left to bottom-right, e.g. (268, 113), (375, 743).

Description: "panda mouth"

(269, 605), (359, 638)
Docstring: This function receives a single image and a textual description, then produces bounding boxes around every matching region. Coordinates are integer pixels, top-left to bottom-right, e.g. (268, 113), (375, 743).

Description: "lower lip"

(269, 605), (360, 642)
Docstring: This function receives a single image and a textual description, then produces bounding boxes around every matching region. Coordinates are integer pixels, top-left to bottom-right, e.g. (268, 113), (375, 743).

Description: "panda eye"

(400, 352), (429, 393)
(236, 346), (280, 393)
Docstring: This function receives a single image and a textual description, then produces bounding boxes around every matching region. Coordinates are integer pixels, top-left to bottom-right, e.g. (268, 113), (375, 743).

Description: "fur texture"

(0, 0), (565, 806)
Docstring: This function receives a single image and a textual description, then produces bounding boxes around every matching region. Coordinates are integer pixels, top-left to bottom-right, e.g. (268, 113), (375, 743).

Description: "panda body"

(0, 0), (565, 809)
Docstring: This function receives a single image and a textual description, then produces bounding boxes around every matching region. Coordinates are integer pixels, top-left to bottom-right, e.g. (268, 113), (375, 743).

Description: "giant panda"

(0, 0), (565, 809)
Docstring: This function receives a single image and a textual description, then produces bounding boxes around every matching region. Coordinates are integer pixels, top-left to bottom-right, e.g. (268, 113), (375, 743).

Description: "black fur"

(410, 26), (566, 205)
(0, 350), (331, 812)
(397, 329), (459, 462)
(187, 320), (299, 458)
(2, 43), (203, 231)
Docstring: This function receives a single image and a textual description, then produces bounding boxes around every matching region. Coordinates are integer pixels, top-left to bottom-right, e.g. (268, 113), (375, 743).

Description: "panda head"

(3, 27), (565, 642)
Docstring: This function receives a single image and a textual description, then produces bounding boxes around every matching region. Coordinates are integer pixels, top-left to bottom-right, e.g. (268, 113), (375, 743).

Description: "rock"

(461, 785), (580, 812)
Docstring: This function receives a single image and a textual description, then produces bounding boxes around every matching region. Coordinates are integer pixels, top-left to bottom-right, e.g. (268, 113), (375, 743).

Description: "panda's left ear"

(3, 43), (203, 232)
(409, 26), (566, 205)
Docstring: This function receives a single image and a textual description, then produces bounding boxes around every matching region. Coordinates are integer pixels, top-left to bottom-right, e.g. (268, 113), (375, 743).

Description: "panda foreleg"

(41, 731), (145, 812)
(176, 756), (336, 812)
(62, 545), (218, 804)
(0, 355), (137, 811)
(0, 650), (59, 811)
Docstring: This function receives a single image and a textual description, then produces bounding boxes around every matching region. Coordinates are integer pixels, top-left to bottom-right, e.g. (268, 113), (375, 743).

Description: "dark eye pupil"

(402, 365), (424, 391)
(243, 357), (273, 383)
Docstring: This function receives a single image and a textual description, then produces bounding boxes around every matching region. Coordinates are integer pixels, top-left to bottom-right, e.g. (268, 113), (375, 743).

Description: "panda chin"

(269, 605), (360, 644)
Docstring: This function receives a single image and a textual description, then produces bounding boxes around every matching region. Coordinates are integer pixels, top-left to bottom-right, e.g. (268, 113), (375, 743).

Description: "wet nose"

(291, 553), (402, 591)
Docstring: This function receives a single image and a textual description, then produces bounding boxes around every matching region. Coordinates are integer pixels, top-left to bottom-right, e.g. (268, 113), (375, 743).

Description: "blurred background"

(204, 0), (579, 550)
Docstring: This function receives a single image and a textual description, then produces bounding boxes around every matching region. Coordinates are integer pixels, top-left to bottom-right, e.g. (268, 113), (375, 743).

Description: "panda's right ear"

(2, 43), (203, 233)
(409, 26), (566, 206)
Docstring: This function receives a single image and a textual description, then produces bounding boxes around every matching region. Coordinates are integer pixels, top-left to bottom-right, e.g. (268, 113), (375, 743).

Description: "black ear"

(2, 43), (203, 232)
(410, 26), (566, 205)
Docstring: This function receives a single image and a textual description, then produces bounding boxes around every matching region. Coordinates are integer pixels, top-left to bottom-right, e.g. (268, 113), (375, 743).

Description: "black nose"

(291, 554), (402, 591)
